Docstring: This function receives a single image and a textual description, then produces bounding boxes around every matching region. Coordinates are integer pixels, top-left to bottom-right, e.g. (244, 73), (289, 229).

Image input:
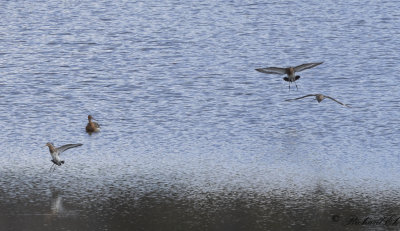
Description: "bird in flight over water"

(255, 62), (323, 90)
(45, 143), (83, 171)
(285, 94), (350, 107)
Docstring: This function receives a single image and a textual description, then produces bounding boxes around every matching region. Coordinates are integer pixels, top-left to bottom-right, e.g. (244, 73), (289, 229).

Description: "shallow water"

(0, 0), (399, 230)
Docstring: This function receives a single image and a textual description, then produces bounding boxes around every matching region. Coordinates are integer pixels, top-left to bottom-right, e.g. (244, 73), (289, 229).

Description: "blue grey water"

(0, 0), (399, 230)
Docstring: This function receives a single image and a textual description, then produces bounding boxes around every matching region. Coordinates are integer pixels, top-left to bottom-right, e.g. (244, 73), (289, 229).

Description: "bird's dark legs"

(49, 164), (55, 172)
(284, 77), (299, 91)
(294, 75), (300, 90)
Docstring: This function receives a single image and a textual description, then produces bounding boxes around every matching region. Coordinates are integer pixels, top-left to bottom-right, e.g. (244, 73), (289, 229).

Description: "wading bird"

(255, 62), (323, 90)
(86, 115), (100, 133)
(45, 143), (83, 171)
(285, 94), (350, 107)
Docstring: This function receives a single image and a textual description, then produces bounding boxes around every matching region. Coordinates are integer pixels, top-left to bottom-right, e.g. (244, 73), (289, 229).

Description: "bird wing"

(325, 96), (350, 107)
(57, 143), (83, 154)
(255, 67), (287, 75)
(285, 94), (316, 102)
(294, 62), (323, 72)
(93, 122), (100, 128)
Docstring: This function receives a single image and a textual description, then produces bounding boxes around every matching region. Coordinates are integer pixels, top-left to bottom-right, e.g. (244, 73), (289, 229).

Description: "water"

(0, 0), (399, 230)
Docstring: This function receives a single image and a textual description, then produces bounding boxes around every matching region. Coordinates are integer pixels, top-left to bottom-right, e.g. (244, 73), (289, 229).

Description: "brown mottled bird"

(86, 115), (100, 133)
(285, 94), (350, 107)
(255, 62), (323, 90)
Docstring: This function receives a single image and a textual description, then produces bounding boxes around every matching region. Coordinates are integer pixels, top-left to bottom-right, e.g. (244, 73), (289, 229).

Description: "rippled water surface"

(0, 0), (399, 230)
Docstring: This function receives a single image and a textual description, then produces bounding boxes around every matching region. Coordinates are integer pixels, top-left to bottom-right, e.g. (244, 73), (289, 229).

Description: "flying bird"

(255, 62), (323, 90)
(86, 115), (100, 133)
(45, 142), (83, 171)
(285, 94), (350, 107)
